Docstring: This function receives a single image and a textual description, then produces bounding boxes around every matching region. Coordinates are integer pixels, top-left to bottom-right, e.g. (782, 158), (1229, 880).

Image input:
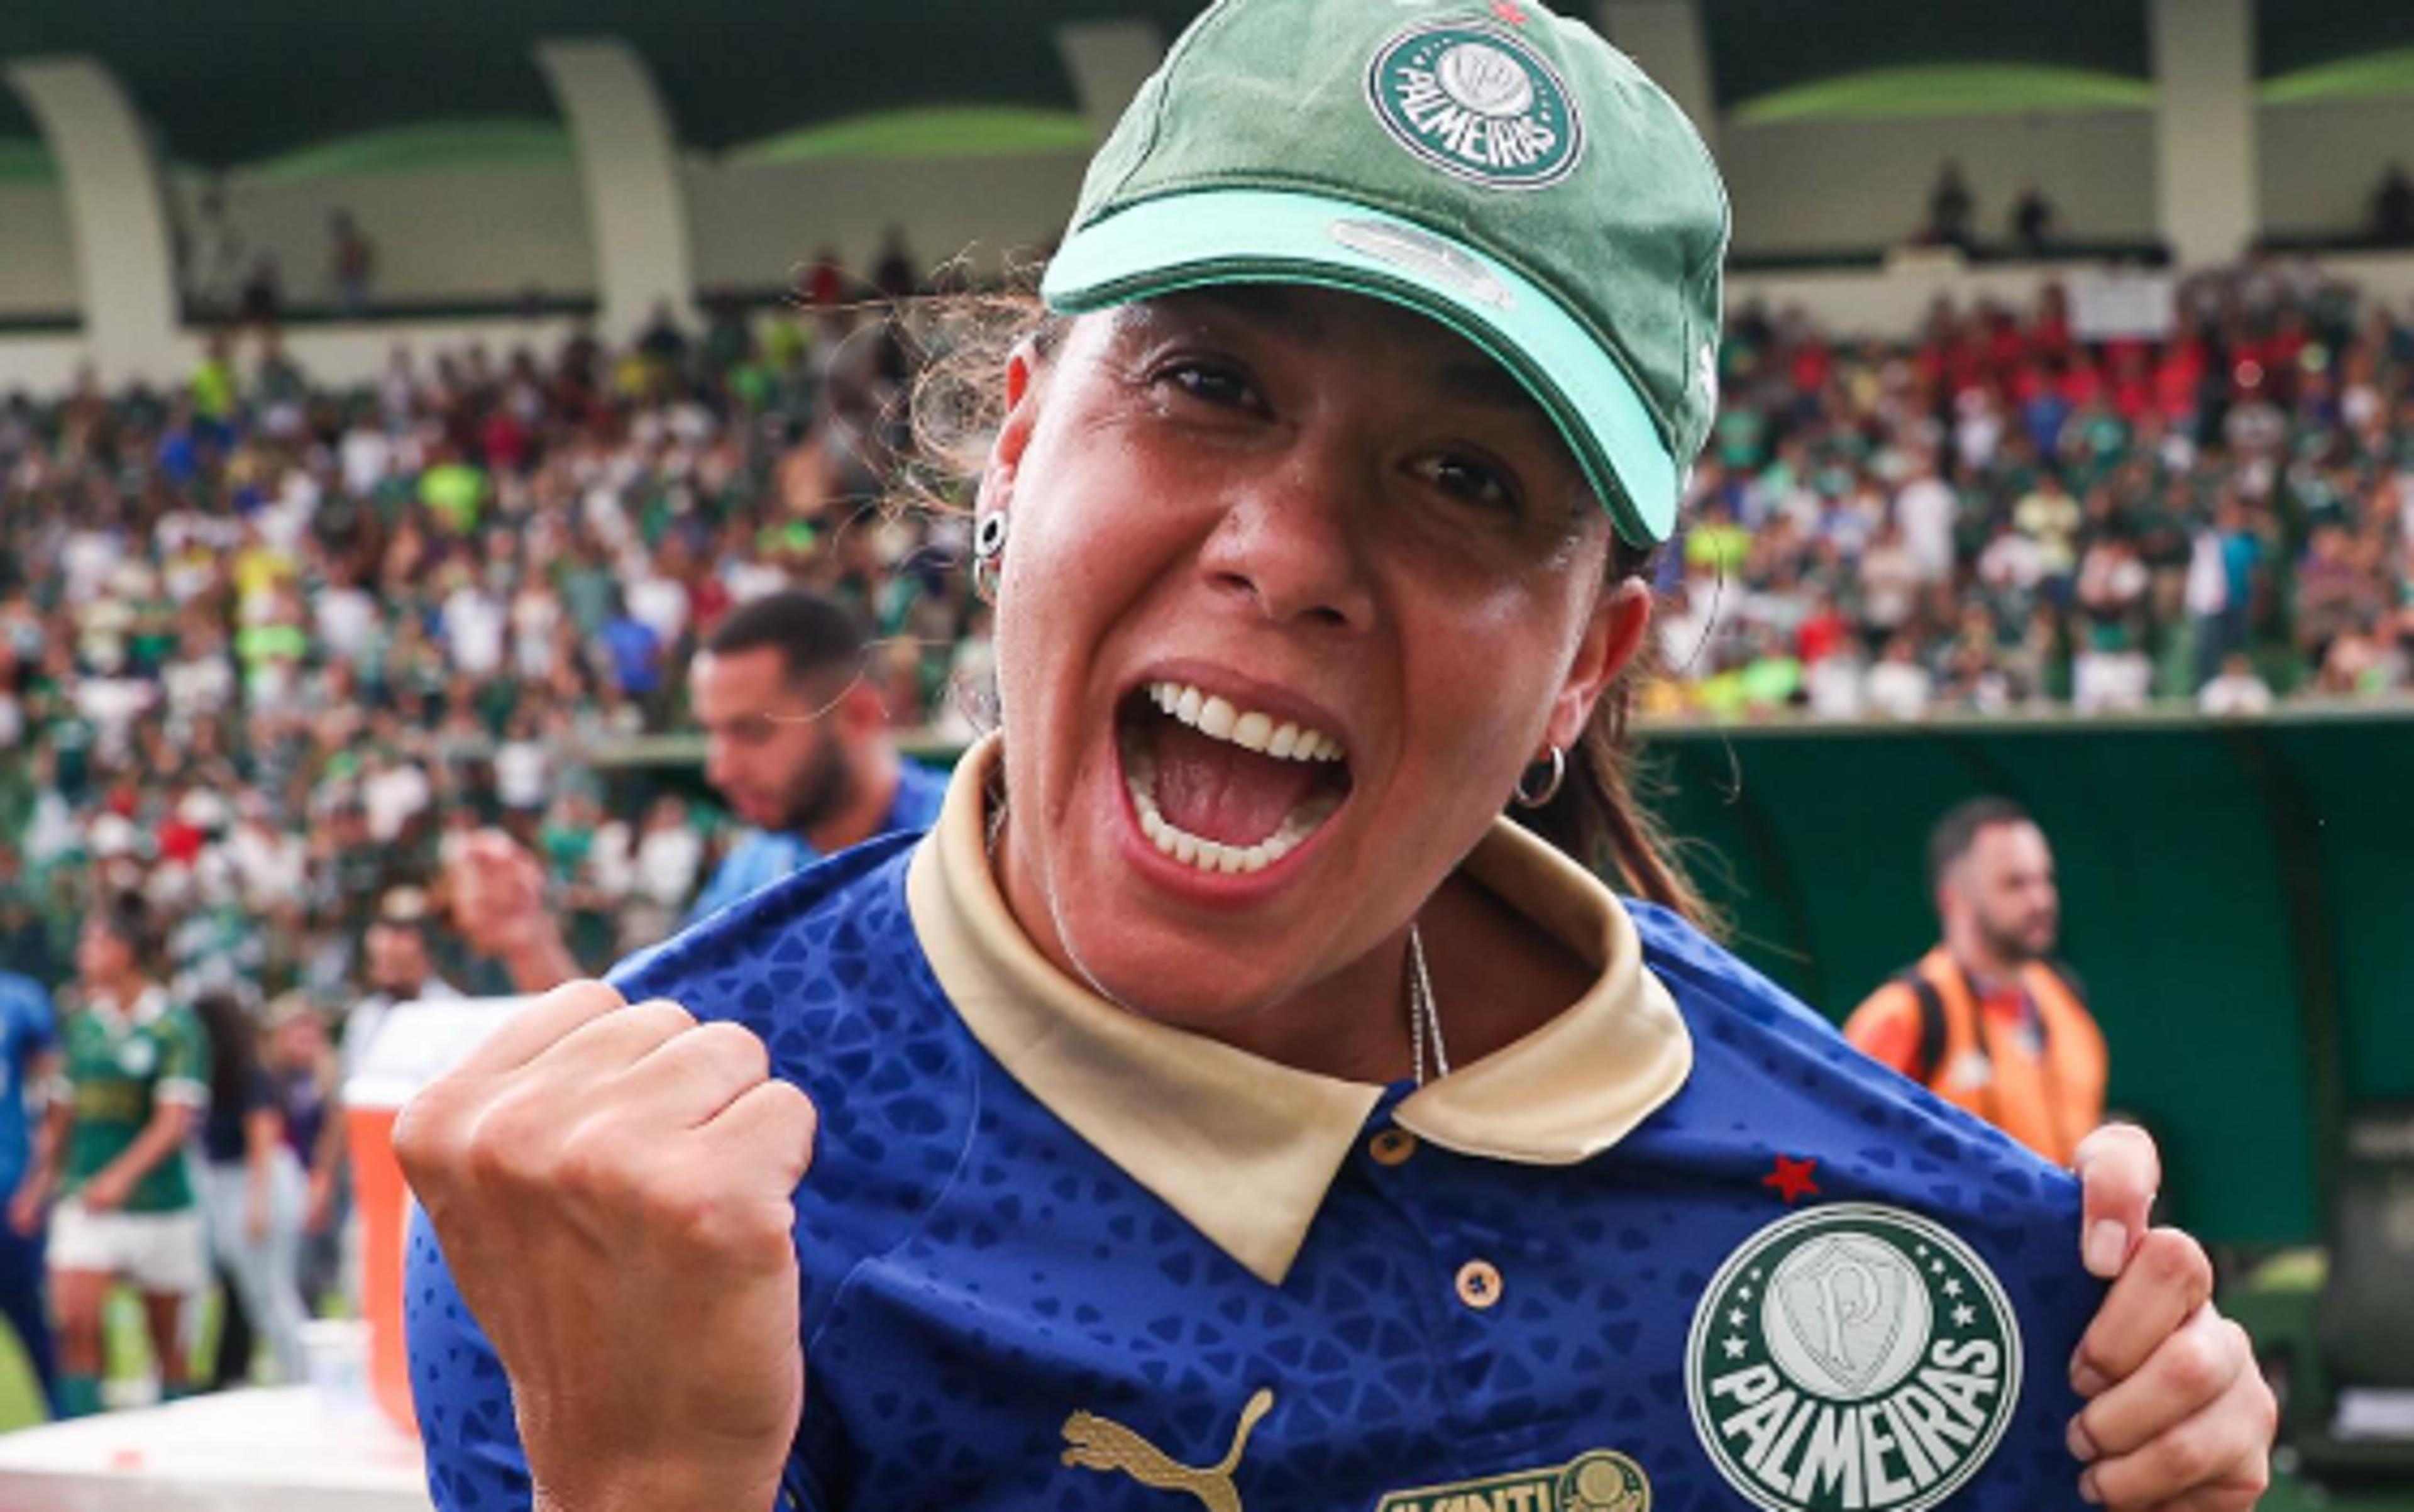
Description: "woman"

(400, 3), (2273, 1509)
(9, 899), (210, 1416)
(260, 992), (343, 1309)
(192, 993), (311, 1386)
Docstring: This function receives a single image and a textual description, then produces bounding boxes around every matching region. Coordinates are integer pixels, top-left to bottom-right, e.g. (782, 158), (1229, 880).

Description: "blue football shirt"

(685, 758), (951, 925)
(410, 741), (2098, 1512)
(0, 972), (57, 1195)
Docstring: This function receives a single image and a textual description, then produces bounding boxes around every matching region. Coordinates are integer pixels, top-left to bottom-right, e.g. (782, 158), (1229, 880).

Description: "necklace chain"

(1408, 920), (1449, 1087)
(990, 786), (1450, 1087)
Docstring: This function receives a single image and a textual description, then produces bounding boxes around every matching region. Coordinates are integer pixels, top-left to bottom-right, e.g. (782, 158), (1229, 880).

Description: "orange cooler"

(348, 1100), (415, 1435)
(343, 995), (532, 1438)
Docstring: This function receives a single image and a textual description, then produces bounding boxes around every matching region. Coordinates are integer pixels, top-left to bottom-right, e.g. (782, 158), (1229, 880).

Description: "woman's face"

(77, 919), (133, 986)
(984, 286), (1649, 1034)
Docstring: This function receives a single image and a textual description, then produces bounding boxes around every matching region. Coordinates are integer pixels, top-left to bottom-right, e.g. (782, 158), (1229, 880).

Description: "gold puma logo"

(1061, 1388), (1275, 1512)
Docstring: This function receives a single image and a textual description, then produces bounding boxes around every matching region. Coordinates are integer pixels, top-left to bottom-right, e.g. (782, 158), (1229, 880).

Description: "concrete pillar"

(533, 38), (693, 341)
(2150, 0), (2257, 267)
(1597, 0), (1719, 153)
(1054, 20), (1166, 141)
(4, 58), (180, 382)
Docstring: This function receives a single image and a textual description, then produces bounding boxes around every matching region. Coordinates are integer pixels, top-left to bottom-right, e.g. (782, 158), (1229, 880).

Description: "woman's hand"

(2069, 1125), (2276, 1509)
(6, 1183), (46, 1237)
(80, 1168), (133, 1214)
(395, 980), (817, 1512)
(305, 1166), (335, 1235)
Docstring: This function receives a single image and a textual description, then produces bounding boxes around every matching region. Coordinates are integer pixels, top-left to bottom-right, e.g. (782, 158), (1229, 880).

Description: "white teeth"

(1120, 717), (1346, 879)
(1141, 681), (1344, 764)
(1198, 695), (1237, 741)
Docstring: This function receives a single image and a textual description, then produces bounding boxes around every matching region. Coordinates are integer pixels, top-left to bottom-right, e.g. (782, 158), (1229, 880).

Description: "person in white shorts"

(11, 900), (210, 1416)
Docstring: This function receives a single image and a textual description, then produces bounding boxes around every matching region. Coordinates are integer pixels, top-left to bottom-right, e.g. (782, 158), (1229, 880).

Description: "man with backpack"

(1846, 797), (2108, 1166)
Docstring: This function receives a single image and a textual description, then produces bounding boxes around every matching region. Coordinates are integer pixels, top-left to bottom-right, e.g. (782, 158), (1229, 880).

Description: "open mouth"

(1116, 680), (1353, 876)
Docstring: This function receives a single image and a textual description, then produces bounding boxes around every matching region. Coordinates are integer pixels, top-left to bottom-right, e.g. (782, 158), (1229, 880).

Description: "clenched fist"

(446, 831), (581, 992)
(395, 981), (817, 1512)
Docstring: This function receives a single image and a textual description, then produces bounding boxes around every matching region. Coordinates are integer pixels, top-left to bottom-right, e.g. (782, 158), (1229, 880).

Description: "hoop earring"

(971, 511), (1008, 603)
(1513, 744), (1567, 808)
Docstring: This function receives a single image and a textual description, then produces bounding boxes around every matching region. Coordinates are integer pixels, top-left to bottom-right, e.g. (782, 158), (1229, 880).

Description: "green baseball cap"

(1041, 0), (1729, 546)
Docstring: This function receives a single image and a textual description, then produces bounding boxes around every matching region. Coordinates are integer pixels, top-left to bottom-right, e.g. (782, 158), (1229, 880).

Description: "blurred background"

(1, 0), (2411, 1506)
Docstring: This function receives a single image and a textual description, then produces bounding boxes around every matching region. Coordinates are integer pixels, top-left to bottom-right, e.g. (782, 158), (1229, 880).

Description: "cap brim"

(1040, 187), (1677, 545)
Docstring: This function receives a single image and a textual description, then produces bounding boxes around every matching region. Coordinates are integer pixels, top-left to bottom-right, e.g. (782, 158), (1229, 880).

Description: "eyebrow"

(1133, 287), (1545, 417)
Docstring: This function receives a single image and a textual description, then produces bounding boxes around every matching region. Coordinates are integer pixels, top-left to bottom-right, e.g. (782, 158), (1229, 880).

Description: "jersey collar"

(906, 736), (1692, 1286)
(89, 984), (168, 1029)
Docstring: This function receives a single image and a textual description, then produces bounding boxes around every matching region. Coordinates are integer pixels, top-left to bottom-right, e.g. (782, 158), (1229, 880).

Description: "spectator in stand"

(2198, 653), (2274, 715)
(1893, 448), (1959, 585)
(1923, 159), (1976, 253)
(2010, 182), (2057, 258)
(2372, 163), (2414, 247)
(1865, 634), (1934, 719)
(803, 246), (847, 310)
(872, 226), (919, 300)
(2073, 533), (2154, 711)
(329, 210), (377, 315)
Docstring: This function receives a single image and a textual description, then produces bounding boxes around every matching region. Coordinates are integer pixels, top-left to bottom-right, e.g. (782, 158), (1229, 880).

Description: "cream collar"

(905, 736), (1692, 1285)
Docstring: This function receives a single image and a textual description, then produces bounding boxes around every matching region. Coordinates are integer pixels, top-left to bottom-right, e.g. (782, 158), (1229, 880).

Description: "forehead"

(1969, 821), (2051, 871)
(692, 644), (797, 703)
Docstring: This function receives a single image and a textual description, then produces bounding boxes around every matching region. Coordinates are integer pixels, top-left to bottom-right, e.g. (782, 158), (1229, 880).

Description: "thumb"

(2071, 1123), (2159, 1279)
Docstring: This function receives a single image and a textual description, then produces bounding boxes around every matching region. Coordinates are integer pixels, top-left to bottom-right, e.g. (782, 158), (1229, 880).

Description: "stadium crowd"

(3, 255), (2411, 989)
(0, 248), (2410, 1394)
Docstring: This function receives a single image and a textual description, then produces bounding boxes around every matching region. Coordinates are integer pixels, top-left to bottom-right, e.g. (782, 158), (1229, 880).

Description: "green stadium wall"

(1643, 708), (2414, 1249)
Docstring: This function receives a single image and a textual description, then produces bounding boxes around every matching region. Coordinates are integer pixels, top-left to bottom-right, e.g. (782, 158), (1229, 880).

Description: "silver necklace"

(1408, 920), (1450, 1086)
(989, 787), (1451, 1084)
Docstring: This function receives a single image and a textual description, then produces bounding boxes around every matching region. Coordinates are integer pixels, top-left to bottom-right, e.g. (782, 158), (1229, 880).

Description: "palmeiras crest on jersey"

(1365, 21), (1584, 189)
(1685, 1204), (2022, 1512)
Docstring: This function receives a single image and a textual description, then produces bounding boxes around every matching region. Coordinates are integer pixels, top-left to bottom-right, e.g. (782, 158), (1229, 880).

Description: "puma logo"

(1061, 1388), (1275, 1512)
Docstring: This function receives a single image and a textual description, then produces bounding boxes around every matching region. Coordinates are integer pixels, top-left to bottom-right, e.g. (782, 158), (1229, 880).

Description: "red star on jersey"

(1762, 1155), (1821, 1205)
(1491, 0), (1529, 25)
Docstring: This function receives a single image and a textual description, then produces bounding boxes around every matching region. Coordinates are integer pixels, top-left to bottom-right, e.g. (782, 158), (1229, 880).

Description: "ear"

(1542, 577), (1652, 754)
(835, 675), (891, 737)
(974, 337), (1047, 522)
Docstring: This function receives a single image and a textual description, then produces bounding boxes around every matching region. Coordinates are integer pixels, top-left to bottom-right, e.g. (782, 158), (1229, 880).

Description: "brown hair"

(900, 289), (1716, 932)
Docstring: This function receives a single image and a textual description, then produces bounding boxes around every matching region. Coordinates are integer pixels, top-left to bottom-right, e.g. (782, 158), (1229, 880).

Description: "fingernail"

(2079, 1469), (2102, 1504)
(2085, 1219), (2127, 1278)
(2070, 1345), (2109, 1396)
(2066, 1415), (2097, 1463)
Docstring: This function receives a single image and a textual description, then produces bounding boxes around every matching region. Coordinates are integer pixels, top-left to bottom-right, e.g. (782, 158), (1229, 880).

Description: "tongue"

(1149, 716), (1328, 846)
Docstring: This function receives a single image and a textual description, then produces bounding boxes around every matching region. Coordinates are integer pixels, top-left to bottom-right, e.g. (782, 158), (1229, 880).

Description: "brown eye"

(1412, 452), (1521, 512)
(1156, 361), (1262, 412)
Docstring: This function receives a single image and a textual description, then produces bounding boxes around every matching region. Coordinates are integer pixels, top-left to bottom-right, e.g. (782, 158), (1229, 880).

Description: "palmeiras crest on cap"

(1365, 20), (1584, 189)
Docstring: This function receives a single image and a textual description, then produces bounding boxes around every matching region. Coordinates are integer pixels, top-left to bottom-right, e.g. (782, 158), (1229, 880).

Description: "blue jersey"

(686, 758), (951, 925)
(0, 973), (58, 1193)
(411, 751), (2098, 1512)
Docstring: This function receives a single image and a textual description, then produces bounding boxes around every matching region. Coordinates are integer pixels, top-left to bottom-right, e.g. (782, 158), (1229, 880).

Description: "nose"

(703, 736), (736, 792)
(1194, 439), (1379, 632)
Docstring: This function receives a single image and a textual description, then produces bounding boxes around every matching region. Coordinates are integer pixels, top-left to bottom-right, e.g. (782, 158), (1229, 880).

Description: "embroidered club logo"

(1685, 1205), (2020, 1512)
(1366, 21), (1583, 189)
(118, 1037), (157, 1076)
(1377, 1449), (1651, 1512)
